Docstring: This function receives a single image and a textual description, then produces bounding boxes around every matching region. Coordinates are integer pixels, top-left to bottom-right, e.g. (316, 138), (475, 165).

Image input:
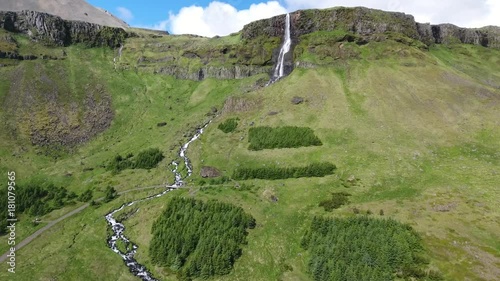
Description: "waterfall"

(267, 13), (292, 85)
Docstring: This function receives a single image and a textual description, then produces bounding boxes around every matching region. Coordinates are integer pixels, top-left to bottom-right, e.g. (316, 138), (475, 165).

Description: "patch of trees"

(218, 118), (239, 133)
(301, 216), (443, 281)
(319, 192), (351, 211)
(78, 189), (93, 202)
(108, 148), (164, 173)
(198, 176), (231, 186)
(248, 126), (322, 150)
(104, 186), (117, 202)
(149, 197), (255, 279)
(232, 162), (336, 180)
(0, 181), (76, 235)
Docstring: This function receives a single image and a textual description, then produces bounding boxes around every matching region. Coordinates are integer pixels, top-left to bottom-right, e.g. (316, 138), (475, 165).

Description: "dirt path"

(0, 184), (168, 263)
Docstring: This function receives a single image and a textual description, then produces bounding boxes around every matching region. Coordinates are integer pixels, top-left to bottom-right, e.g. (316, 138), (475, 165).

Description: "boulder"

(200, 166), (221, 178)
(291, 96), (304, 104)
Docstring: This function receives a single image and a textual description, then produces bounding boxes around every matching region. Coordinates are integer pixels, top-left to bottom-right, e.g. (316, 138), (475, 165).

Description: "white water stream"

(267, 13), (292, 85)
(104, 120), (212, 280)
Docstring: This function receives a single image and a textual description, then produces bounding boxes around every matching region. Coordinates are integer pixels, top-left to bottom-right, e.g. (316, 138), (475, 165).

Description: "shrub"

(79, 189), (93, 202)
(107, 148), (164, 173)
(133, 148), (164, 169)
(248, 126), (322, 150)
(208, 176), (231, 185)
(218, 118), (239, 133)
(319, 192), (351, 211)
(104, 186), (117, 203)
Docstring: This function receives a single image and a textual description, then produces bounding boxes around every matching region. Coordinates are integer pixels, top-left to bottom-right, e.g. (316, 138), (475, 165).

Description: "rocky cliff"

(242, 7), (500, 49)
(0, 0), (128, 28)
(0, 10), (126, 47)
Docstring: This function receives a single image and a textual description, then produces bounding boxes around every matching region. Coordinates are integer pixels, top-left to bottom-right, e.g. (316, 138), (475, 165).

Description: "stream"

(104, 120), (212, 281)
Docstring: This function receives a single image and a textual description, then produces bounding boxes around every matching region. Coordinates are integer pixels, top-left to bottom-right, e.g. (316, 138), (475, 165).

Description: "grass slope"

(0, 28), (499, 281)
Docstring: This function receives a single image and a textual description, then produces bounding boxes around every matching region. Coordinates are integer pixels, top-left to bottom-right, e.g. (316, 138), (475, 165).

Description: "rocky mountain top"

(0, 10), (127, 47)
(0, 0), (128, 28)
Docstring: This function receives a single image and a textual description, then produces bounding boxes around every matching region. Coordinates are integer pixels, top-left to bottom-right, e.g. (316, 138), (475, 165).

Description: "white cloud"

(116, 7), (134, 22)
(168, 1), (287, 37)
(161, 0), (499, 36)
(151, 20), (170, 31)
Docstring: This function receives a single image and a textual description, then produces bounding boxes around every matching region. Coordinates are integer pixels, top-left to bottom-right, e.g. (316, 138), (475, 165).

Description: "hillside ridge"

(242, 7), (500, 49)
(0, 0), (128, 28)
(0, 10), (127, 47)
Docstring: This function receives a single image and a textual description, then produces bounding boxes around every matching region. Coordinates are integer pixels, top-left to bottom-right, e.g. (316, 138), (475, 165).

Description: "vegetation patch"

(218, 118), (239, 133)
(149, 197), (255, 279)
(0, 180), (77, 235)
(232, 162), (336, 180)
(107, 148), (164, 173)
(301, 216), (442, 281)
(319, 192), (351, 211)
(248, 126), (322, 150)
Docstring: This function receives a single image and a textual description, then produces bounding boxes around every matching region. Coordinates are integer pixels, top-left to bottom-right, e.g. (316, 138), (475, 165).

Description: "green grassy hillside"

(0, 20), (499, 281)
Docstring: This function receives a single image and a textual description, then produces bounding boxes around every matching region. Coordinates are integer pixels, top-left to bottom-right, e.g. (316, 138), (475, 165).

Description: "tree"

(104, 186), (117, 202)
(79, 189), (93, 202)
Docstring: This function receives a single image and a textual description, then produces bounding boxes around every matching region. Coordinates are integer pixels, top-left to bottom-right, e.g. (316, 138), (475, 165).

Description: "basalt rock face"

(0, 10), (126, 47)
(417, 23), (500, 47)
(155, 65), (272, 81)
(242, 7), (500, 48)
(0, 0), (129, 28)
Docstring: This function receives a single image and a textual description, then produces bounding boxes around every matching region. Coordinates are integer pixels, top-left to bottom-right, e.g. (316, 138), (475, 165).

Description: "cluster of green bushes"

(198, 176), (231, 186)
(107, 148), (164, 173)
(218, 118), (239, 133)
(301, 216), (443, 281)
(149, 197), (255, 279)
(248, 126), (322, 150)
(103, 186), (117, 203)
(319, 192), (351, 211)
(232, 162), (336, 180)
(0, 181), (77, 235)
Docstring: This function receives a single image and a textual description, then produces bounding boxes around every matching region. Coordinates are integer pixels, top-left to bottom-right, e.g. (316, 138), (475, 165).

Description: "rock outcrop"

(200, 166), (221, 178)
(154, 65), (272, 81)
(0, 0), (128, 28)
(0, 51), (37, 60)
(242, 7), (500, 49)
(0, 10), (126, 47)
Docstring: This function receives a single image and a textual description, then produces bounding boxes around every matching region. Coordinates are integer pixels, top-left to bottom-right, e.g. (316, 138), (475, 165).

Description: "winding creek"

(104, 120), (213, 280)
(104, 12), (290, 279)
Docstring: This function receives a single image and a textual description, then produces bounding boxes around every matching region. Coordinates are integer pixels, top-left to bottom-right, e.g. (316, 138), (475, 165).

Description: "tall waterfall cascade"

(267, 13), (292, 86)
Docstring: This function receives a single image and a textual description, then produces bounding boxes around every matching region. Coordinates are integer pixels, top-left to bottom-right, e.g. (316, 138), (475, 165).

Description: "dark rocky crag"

(242, 7), (500, 49)
(0, 10), (126, 47)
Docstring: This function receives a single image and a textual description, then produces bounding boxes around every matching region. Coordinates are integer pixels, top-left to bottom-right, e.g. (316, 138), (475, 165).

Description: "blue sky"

(86, 0), (499, 36)
(87, 0), (255, 28)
